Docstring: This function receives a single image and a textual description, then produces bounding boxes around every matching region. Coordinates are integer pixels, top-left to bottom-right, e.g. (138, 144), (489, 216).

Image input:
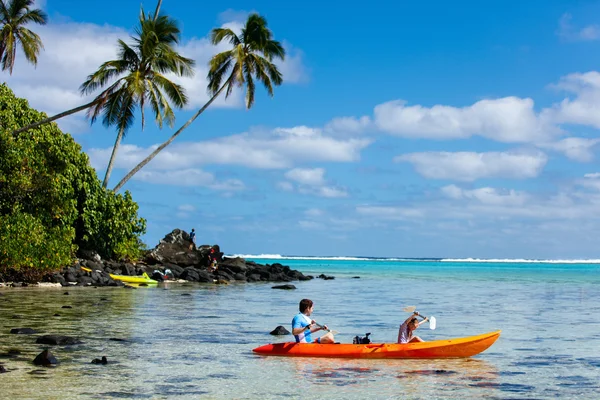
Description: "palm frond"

(16, 27), (43, 64)
(80, 60), (131, 94)
(15, 7), (47, 26)
(86, 79), (125, 123)
(261, 39), (285, 61)
(114, 94), (136, 137)
(208, 50), (233, 94)
(249, 54), (274, 97)
(210, 28), (241, 46)
(146, 81), (165, 128)
(153, 72), (187, 108)
(243, 64), (255, 109)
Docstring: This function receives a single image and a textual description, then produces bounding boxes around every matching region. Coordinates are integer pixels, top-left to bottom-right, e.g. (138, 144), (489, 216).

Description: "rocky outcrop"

(37, 229), (314, 287)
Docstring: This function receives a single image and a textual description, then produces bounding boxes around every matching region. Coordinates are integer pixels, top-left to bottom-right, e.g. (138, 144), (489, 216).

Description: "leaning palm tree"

(112, 13), (285, 192)
(11, 0), (177, 137)
(0, 0), (47, 74)
(82, 8), (194, 187)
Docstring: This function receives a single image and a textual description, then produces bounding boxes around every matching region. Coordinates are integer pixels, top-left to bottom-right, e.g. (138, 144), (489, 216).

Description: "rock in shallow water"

(36, 335), (82, 345)
(91, 356), (108, 365)
(270, 326), (291, 335)
(272, 284), (296, 290)
(33, 350), (58, 366)
(10, 328), (37, 334)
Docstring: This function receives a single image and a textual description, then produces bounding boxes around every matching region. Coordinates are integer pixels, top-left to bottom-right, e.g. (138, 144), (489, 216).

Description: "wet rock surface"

(32, 229), (315, 287)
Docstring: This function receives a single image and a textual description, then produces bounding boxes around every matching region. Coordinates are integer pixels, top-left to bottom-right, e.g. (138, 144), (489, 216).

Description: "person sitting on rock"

(188, 229), (196, 251)
(292, 299), (335, 344)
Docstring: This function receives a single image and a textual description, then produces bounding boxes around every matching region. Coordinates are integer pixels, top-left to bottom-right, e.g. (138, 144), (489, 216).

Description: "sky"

(6, 0), (600, 259)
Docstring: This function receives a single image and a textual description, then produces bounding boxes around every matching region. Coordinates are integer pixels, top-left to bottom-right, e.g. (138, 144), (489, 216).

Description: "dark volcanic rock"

(272, 284), (296, 290)
(270, 326), (290, 335)
(317, 274), (335, 280)
(219, 257), (248, 273)
(91, 356), (108, 365)
(36, 335), (81, 345)
(33, 350), (58, 366)
(10, 328), (37, 334)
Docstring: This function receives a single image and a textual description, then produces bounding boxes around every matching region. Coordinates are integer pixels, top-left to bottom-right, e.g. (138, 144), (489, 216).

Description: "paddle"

(313, 322), (339, 336)
(403, 306), (437, 330)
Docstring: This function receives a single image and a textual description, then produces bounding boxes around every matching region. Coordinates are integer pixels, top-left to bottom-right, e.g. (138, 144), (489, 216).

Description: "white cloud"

(394, 150), (548, 181)
(324, 116), (372, 135)
(277, 42), (310, 84)
(314, 186), (348, 198)
(440, 185), (530, 206)
(557, 13), (600, 42)
(577, 173), (600, 191)
(305, 208), (324, 217)
(285, 168), (325, 185)
(88, 128), (371, 171)
(356, 206), (425, 219)
(298, 220), (324, 230)
(374, 97), (557, 143)
(280, 168), (348, 198)
(537, 137), (600, 162)
(543, 72), (600, 129)
(133, 168), (245, 191)
(277, 181), (294, 191)
(178, 204), (196, 212)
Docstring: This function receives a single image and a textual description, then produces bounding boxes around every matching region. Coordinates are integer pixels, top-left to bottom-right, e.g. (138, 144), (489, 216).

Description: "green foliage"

(0, 212), (74, 280)
(0, 84), (146, 279)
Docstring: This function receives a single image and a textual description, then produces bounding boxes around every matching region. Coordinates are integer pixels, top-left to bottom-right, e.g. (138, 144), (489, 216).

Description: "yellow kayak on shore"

(81, 267), (158, 285)
(109, 272), (158, 284)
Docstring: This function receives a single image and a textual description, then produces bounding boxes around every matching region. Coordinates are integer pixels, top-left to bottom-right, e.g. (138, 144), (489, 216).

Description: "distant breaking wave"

(229, 254), (600, 264)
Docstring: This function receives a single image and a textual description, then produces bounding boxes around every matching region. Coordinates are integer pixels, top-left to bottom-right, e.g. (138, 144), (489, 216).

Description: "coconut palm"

(112, 13), (285, 192)
(83, 8), (194, 187)
(0, 0), (47, 74)
(11, 0), (186, 143)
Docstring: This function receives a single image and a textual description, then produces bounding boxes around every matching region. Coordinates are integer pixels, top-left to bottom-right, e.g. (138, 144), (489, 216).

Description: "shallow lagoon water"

(1, 259), (599, 399)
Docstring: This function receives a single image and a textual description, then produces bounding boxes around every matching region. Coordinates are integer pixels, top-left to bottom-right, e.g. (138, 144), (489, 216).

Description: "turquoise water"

(1, 258), (599, 399)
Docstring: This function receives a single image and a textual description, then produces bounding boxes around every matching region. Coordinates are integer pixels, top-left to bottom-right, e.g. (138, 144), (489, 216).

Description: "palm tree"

(11, 0), (177, 138)
(112, 13), (285, 192)
(0, 0), (47, 74)
(82, 7), (194, 187)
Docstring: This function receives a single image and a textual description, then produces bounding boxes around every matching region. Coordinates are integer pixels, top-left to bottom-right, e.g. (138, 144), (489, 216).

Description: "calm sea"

(1, 257), (599, 399)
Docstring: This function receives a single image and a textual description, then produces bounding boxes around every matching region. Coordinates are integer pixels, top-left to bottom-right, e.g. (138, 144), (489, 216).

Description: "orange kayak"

(253, 330), (500, 359)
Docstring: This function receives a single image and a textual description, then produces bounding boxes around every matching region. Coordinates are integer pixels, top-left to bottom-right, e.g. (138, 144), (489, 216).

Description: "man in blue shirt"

(188, 228), (196, 251)
(291, 299), (335, 344)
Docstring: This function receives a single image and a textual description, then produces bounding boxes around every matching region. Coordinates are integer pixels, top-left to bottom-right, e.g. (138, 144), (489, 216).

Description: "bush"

(0, 84), (146, 280)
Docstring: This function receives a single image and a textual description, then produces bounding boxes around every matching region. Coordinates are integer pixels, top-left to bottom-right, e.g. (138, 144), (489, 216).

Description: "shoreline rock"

(1, 229), (315, 288)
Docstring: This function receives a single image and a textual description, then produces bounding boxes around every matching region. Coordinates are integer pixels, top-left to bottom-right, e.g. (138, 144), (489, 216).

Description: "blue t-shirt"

(189, 231), (196, 242)
(292, 313), (312, 343)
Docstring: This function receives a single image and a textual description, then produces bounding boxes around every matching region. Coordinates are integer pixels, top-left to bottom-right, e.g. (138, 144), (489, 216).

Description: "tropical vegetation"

(0, 84), (146, 281)
(0, 1), (285, 280)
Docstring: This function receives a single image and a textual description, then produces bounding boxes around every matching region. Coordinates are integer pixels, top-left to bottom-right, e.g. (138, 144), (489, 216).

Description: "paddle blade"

(429, 316), (437, 330)
(402, 306), (416, 313)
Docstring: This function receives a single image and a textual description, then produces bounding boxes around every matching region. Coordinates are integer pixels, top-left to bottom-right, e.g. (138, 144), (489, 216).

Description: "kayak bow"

(253, 330), (500, 359)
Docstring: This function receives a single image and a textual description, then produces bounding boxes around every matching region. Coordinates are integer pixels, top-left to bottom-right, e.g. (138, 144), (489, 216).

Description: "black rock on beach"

(36, 229), (312, 287)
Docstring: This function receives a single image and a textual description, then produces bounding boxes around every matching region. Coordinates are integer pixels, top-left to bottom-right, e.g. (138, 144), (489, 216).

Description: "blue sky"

(7, 0), (600, 259)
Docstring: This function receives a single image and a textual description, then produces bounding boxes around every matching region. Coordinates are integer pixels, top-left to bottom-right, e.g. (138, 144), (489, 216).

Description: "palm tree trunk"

(13, 98), (99, 135)
(103, 126), (126, 188)
(112, 80), (231, 192)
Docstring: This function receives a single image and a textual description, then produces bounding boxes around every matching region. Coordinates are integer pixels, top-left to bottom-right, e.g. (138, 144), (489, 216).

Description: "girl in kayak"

(292, 299), (335, 344)
(398, 311), (429, 343)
